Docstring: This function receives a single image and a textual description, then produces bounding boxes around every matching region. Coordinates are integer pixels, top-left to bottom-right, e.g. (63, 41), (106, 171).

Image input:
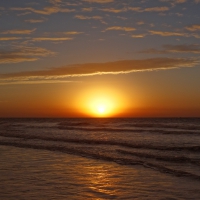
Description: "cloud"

(149, 30), (200, 38)
(192, 34), (200, 38)
(11, 6), (75, 15)
(43, 31), (83, 37)
(106, 26), (136, 32)
(0, 80), (76, 86)
(100, 8), (127, 13)
(128, 6), (169, 12)
(175, 12), (183, 17)
(149, 30), (188, 37)
(17, 12), (32, 16)
(32, 37), (73, 41)
(82, 0), (114, 3)
(0, 47), (54, 64)
(144, 6), (169, 12)
(137, 21), (145, 25)
(157, 44), (200, 54)
(75, 15), (102, 20)
(131, 34), (146, 38)
(128, 7), (142, 12)
(25, 19), (46, 23)
(0, 29), (36, 35)
(0, 56), (37, 64)
(117, 16), (127, 20)
(174, 0), (187, 3)
(185, 24), (200, 31)
(139, 44), (200, 54)
(0, 37), (22, 41)
(63, 31), (83, 35)
(139, 48), (166, 54)
(159, 0), (187, 6)
(82, 8), (93, 12)
(0, 58), (198, 82)
(49, 0), (62, 4)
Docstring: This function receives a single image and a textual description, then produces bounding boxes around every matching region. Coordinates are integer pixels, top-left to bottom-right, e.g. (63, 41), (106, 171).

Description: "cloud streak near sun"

(0, 57), (199, 84)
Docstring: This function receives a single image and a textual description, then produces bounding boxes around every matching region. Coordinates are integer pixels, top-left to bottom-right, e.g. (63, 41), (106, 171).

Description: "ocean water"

(0, 118), (200, 200)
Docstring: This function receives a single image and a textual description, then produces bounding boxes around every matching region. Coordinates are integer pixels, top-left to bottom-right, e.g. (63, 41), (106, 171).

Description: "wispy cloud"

(63, 31), (83, 35)
(192, 34), (200, 38)
(11, 6), (75, 15)
(1, 58), (198, 83)
(0, 29), (36, 35)
(100, 8), (127, 13)
(131, 34), (146, 38)
(0, 47), (54, 64)
(128, 7), (142, 12)
(105, 26), (136, 32)
(144, 6), (169, 12)
(139, 44), (200, 54)
(128, 6), (169, 12)
(82, 0), (114, 3)
(185, 24), (200, 31)
(32, 37), (73, 41)
(149, 30), (188, 37)
(0, 79), (76, 86)
(174, 0), (187, 3)
(159, 0), (187, 6)
(0, 37), (22, 41)
(75, 15), (103, 20)
(0, 56), (37, 64)
(49, 0), (62, 4)
(137, 21), (145, 25)
(25, 19), (46, 23)
(82, 8), (93, 12)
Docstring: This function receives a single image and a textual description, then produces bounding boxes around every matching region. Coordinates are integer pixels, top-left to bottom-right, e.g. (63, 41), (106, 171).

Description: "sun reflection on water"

(82, 164), (120, 198)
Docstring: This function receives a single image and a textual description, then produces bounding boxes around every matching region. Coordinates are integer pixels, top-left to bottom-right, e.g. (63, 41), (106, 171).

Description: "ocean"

(0, 118), (200, 199)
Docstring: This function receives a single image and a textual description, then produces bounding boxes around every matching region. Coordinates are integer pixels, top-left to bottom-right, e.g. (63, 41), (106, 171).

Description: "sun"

(97, 104), (106, 114)
(76, 87), (127, 118)
(86, 95), (115, 117)
(91, 99), (111, 117)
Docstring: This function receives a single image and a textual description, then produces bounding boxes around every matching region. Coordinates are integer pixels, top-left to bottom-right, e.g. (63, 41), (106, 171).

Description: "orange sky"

(0, 0), (200, 117)
(1, 68), (200, 117)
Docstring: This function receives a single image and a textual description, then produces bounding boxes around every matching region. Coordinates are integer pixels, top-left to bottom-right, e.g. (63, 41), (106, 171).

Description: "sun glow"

(76, 87), (128, 117)
(89, 97), (113, 117)
(97, 105), (106, 114)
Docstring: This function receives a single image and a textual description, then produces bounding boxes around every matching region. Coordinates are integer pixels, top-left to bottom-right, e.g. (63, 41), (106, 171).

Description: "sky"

(0, 0), (200, 117)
